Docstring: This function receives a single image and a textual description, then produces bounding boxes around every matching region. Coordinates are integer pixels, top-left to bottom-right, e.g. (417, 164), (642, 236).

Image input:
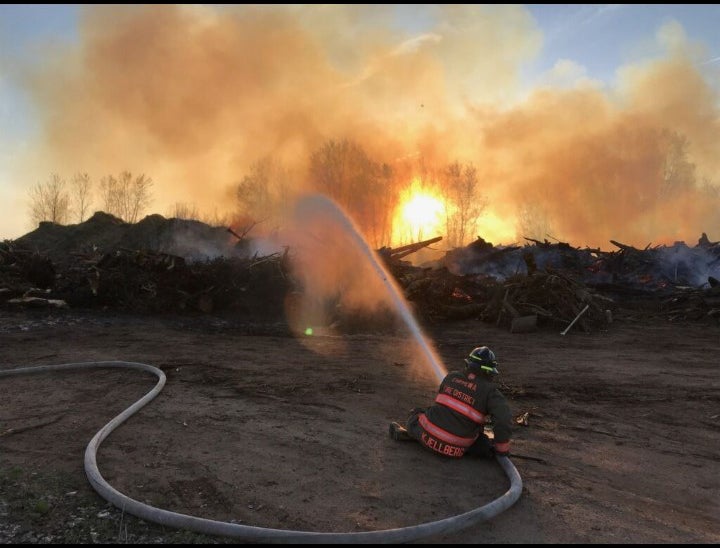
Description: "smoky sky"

(12, 4), (720, 249)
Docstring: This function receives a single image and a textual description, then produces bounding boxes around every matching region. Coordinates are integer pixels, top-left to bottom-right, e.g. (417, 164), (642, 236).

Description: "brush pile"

(3, 215), (719, 331)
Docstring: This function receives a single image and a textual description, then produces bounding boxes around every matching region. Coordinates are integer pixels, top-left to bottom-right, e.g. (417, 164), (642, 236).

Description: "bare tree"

(71, 172), (93, 223)
(201, 207), (233, 228)
(28, 173), (70, 225)
(700, 176), (719, 198)
(124, 172), (153, 223)
(310, 139), (367, 207)
(660, 130), (696, 197)
(308, 139), (394, 247)
(234, 156), (300, 238)
(168, 202), (200, 220)
(516, 202), (554, 242)
(698, 177), (720, 234)
(236, 157), (286, 222)
(99, 171), (153, 223)
(439, 161), (487, 248)
(367, 162), (397, 248)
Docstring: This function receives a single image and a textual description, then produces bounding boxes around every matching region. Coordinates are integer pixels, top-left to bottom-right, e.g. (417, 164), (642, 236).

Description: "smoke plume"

(9, 4), (720, 249)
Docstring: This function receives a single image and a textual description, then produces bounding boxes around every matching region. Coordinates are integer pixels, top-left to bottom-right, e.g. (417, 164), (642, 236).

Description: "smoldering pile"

(383, 233), (720, 331)
(2, 214), (719, 332)
(0, 212), (290, 317)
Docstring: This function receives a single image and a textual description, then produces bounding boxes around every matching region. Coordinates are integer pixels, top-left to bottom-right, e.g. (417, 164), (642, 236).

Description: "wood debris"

(2, 216), (720, 329)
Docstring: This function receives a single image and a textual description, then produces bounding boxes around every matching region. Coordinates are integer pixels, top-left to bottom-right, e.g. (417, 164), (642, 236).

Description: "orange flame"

(391, 179), (448, 245)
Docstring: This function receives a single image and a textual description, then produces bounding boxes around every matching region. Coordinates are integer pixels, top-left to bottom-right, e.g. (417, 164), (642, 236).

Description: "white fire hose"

(1, 360), (523, 543)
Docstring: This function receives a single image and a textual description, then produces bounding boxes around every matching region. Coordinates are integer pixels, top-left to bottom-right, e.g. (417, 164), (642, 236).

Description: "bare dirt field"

(1, 307), (718, 544)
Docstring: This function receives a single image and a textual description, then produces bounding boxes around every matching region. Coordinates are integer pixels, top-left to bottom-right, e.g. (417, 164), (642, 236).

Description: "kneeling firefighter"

(389, 346), (512, 458)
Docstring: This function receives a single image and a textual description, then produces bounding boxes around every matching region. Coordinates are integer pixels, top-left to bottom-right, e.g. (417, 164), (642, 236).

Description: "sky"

(1, 4), (719, 248)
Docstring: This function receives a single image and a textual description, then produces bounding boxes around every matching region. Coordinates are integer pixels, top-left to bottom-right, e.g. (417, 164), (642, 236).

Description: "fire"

(475, 211), (516, 244)
(392, 180), (447, 245)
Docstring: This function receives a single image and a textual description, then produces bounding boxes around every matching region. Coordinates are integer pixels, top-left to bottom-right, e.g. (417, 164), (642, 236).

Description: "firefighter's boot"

(389, 421), (412, 441)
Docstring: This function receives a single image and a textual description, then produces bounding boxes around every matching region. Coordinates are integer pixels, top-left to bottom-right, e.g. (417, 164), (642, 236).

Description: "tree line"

(28, 140), (489, 248)
(234, 139), (488, 248)
(232, 130), (719, 248)
(28, 171), (153, 226)
(29, 129), (713, 249)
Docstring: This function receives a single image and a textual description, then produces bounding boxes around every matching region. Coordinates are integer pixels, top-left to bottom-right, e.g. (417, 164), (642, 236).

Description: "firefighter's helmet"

(464, 346), (499, 375)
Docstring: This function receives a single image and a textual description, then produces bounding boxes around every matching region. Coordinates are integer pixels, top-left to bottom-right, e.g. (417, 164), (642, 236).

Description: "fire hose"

(1, 360), (523, 543)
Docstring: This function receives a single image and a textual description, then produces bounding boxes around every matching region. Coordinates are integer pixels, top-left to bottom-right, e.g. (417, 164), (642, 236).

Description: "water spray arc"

(0, 194), (522, 543)
(291, 194), (447, 381)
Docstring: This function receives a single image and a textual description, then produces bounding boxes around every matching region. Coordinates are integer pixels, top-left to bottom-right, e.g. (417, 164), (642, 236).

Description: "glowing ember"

(451, 287), (472, 301)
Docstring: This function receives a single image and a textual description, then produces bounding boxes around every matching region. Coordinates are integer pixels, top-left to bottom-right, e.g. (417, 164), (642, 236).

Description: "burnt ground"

(0, 307), (718, 544)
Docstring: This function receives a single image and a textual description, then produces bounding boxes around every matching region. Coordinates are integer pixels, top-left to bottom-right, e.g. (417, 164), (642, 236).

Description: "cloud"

(537, 59), (605, 89)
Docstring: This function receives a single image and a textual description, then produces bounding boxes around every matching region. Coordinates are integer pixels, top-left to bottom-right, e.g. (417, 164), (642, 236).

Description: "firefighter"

(389, 346), (512, 458)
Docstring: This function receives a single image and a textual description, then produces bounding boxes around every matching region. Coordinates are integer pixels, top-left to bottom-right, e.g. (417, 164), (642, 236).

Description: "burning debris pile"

(442, 234), (720, 292)
(382, 233), (720, 331)
(2, 214), (719, 330)
(383, 241), (612, 333)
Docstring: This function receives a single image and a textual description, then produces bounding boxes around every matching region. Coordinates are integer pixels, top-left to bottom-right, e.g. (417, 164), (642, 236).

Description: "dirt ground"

(0, 307), (718, 544)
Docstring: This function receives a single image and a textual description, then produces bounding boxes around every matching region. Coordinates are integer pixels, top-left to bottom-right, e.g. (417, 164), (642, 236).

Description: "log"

(610, 240), (638, 251)
(388, 236), (443, 260)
